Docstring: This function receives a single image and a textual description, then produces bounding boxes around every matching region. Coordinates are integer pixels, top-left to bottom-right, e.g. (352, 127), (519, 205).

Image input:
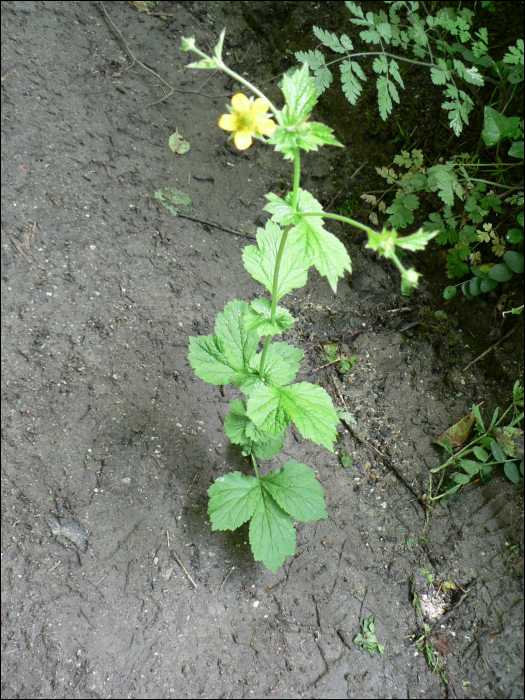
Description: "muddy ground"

(1, 2), (523, 698)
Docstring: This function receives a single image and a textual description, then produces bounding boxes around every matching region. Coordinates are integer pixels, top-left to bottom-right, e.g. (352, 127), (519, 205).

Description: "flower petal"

(255, 117), (276, 136)
(252, 98), (271, 115)
(231, 93), (251, 112)
(218, 114), (238, 132)
(234, 130), (253, 150)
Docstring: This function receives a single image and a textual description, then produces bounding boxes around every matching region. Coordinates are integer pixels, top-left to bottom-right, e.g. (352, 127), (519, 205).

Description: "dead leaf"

(169, 129), (190, 155)
(434, 411), (475, 449)
(127, 0), (155, 12)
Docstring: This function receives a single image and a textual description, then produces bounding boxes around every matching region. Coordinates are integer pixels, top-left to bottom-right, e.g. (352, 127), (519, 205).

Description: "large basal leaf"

(247, 382), (339, 451)
(208, 472), (261, 531)
(249, 490), (296, 574)
(261, 461), (328, 522)
(242, 221), (309, 301)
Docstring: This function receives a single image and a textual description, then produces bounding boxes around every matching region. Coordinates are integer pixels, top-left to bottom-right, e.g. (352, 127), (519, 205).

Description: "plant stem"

(251, 452), (261, 481)
(259, 150), (301, 378)
(217, 62), (279, 115)
(294, 209), (372, 235)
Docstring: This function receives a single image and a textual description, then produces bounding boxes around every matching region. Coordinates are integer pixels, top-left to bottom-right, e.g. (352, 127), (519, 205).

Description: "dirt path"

(1, 2), (523, 698)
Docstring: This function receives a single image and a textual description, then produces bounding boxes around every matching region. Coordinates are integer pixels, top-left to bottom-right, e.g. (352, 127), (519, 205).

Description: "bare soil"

(1, 2), (523, 698)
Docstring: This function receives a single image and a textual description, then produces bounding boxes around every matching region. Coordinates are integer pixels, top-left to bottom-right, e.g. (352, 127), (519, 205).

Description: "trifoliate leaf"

(247, 382), (339, 451)
(242, 221), (308, 301)
(264, 189), (352, 293)
(261, 462), (327, 522)
(208, 472), (261, 531)
(249, 490), (296, 574)
(188, 300), (259, 386)
(244, 298), (295, 336)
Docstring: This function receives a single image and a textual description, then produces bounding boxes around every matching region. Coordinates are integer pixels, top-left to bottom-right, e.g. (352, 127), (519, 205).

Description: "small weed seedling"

(353, 615), (384, 656)
(182, 31), (436, 573)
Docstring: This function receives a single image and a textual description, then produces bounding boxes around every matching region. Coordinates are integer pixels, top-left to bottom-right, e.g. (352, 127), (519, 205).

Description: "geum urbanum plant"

(182, 30), (437, 573)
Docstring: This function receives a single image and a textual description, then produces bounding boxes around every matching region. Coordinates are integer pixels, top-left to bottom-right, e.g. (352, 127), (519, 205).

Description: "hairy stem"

(251, 452), (261, 481)
(259, 150), (301, 378)
(293, 209), (372, 234)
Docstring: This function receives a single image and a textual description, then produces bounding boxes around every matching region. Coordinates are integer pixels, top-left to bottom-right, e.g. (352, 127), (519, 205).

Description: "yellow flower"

(218, 93), (276, 150)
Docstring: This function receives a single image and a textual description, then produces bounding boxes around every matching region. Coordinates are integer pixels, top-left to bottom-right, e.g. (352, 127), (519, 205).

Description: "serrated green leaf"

(188, 300), (259, 386)
(249, 342), (302, 388)
(340, 60), (367, 103)
(386, 193), (420, 229)
(188, 334), (248, 385)
(244, 298), (294, 336)
(265, 188), (352, 293)
(261, 461), (328, 522)
(308, 122), (344, 148)
(223, 400), (282, 451)
(216, 299), (260, 369)
(252, 431), (286, 460)
(395, 227), (438, 251)
(503, 39), (524, 66)
(224, 400), (257, 445)
(242, 221), (309, 301)
(394, 228), (438, 251)
(313, 25), (346, 53)
(431, 59), (451, 85)
(247, 382), (339, 451)
(281, 62), (319, 120)
(249, 491), (296, 573)
(427, 164), (461, 206)
(208, 472), (261, 530)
